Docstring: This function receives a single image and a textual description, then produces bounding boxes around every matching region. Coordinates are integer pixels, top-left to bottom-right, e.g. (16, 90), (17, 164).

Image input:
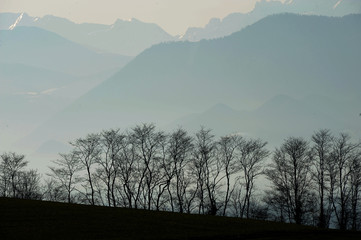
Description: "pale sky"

(0, 0), (283, 35)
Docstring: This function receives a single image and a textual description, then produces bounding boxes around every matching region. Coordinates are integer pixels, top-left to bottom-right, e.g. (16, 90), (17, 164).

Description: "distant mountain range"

(0, 26), (131, 76)
(21, 13), (361, 156)
(180, 0), (361, 41)
(167, 94), (356, 147)
(1, 0), (360, 57)
(0, 13), (174, 56)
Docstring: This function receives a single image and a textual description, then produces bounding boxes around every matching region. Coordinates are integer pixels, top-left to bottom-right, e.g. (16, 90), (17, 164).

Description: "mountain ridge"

(0, 12), (175, 56)
(181, 0), (361, 41)
(3, 0), (360, 54)
(20, 13), (361, 156)
(0, 26), (131, 76)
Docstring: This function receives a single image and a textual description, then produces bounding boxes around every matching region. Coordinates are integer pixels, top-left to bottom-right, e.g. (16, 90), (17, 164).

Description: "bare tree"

(265, 137), (314, 224)
(248, 197), (269, 220)
(49, 152), (82, 203)
(71, 134), (101, 205)
(329, 133), (359, 230)
(311, 129), (333, 228)
(13, 124), (361, 226)
(264, 189), (288, 222)
(326, 145), (338, 227)
(237, 138), (269, 219)
(0, 152), (28, 198)
(154, 141), (170, 211)
(130, 124), (166, 210)
(217, 135), (242, 216)
(97, 129), (125, 207)
(349, 145), (361, 230)
(0, 158), (11, 197)
(16, 169), (42, 200)
(192, 127), (221, 215)
(167, 128), (194, 213)
(42, 178), (67, 202)
(117, 133), (139, 208)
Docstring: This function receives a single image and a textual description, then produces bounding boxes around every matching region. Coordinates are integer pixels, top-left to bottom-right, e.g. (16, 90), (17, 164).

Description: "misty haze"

(0, 0), (361, 239)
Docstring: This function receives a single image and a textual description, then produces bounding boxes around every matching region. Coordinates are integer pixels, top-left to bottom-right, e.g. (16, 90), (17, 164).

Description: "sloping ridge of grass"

(0, 197), (360, 240)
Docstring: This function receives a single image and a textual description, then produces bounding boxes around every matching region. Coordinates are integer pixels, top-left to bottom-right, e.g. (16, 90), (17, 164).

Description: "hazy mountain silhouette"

(0, 12), (36, 30)
(18, 14), (361, 155)
(168, 94), (352, 147)
(0, 62), (119, 129)
(2, 0), (360, 50)
(0, 63), (76, 93)
(167, 103), (256, 137)
(0, 26), (133, 151)
(0, 26), (131, 76)
(0, 13), (175, 56)
(181, 0), (361, 41)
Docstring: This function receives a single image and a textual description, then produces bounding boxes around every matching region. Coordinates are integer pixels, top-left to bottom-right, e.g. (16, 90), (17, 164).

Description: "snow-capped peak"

(9, 12), (24, 30)
(333, 0), (343, 9)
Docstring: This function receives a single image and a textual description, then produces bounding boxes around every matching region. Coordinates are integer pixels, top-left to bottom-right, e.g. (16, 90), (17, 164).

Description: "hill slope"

(0, 198), (360, 240)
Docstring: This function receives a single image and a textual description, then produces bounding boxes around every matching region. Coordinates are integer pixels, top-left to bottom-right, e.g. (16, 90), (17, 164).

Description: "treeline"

(0, 124), (360, 230)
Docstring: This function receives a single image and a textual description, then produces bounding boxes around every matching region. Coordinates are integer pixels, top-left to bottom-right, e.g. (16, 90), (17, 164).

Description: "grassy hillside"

(0, 198), (360, 240)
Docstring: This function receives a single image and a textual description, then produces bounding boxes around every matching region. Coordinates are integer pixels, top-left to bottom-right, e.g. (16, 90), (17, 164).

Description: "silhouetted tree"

(42, 178), (67, 202)
(248, 197), (269, 220)
(49, 152), (82, 203)
(264, 189), (288, 222)
(265, 137), (314, 224)
(217, 135), (242, 216)
(8, 123), (360, 226)
(192, 127), (220, 215)
(237, 138), (269, 219)
(165, 128), (193, 212)
(154, 140), (171, 211)
(0, 152), (28, 197)
(71, 134), (101, 205)
(311, 129), (333, 228)
(97, 129), (125, 207)
(16, 169), (42, 200)
(349, 145), (361, 230)
(329, 133), (359, 230)
(117, 132), (139, 208)
(130, 124), (167, 210)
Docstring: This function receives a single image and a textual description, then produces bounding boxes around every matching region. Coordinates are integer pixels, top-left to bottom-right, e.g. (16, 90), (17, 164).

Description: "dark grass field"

(0, 198), (360, 239)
